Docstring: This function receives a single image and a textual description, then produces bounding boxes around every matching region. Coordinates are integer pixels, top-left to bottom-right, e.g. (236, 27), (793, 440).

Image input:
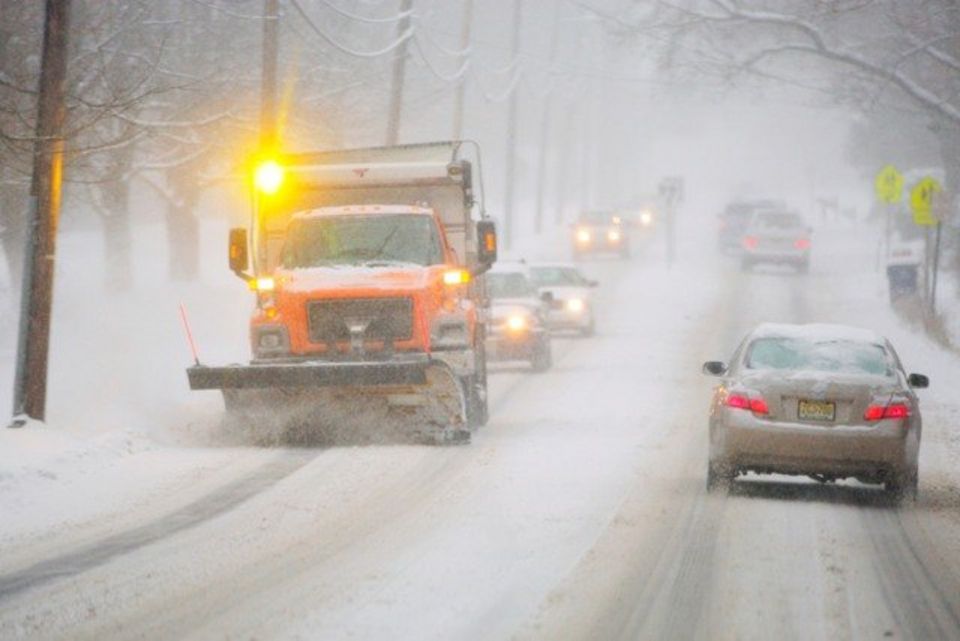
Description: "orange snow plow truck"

(187, 142), (498, 443)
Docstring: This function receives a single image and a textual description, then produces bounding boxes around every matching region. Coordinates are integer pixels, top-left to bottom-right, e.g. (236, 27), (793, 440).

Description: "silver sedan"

(702, 323), (928, 501)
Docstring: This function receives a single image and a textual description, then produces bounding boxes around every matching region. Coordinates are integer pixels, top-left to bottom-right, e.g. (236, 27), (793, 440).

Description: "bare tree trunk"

(0, 175), (28, 289)
(101, 205), (132, 290)
(97, 164), (133, 290)
(166, 198), (199, 281)
(165, 162), (202, 281)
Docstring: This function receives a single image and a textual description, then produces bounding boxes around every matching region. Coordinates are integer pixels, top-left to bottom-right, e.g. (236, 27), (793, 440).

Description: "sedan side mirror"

(908, 373), (929, 388)
(702, 361), (727, 376)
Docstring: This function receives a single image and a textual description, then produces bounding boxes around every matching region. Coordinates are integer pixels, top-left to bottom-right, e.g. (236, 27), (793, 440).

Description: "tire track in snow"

(860, 507), (960, 640)
(799, 239), (960, 639)
(520, 269), (736, 641)
(0, 450), (316, 603)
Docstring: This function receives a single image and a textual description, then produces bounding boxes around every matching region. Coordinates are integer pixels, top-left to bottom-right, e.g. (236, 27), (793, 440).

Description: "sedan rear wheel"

(885, 471), (918, 504)
(706, 461), (734, 492)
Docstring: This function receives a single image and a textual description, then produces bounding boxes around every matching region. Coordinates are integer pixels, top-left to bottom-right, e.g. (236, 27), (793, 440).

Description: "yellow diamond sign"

(910, 177), (941, 226)
(874, 165), (903, 204)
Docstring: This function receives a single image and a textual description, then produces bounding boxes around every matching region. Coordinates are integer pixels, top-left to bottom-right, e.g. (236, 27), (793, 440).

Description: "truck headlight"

(507, 314), (529, 332)
(253, 325), (290, 357)
(259, 333), (282, 349)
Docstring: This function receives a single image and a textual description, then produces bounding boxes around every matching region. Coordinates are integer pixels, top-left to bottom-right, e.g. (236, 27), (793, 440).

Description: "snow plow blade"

(187, 357), (468, 445)
(187, 356), (430, 390)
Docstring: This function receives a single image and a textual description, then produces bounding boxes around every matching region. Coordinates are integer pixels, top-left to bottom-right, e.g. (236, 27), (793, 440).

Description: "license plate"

(798, 399), (835, 421)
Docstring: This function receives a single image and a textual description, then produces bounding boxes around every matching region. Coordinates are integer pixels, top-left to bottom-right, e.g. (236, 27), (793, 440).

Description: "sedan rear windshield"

(281, 214), (444, 268)
(753, 212), (805, 230)
(746, 337), (892, 376)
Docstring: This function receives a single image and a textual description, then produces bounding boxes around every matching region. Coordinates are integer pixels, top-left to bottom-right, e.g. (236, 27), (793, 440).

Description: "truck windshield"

(281, 214), (444, 268)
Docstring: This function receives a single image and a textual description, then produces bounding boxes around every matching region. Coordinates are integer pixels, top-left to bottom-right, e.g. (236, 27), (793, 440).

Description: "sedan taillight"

(794, 238), (811, 250)
(726, 392), (769, 415)
(864, 402), (910, 421)
(743, 236), (758, 249)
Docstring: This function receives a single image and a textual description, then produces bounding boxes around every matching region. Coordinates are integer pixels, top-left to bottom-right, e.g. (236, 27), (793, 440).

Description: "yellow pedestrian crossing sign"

(910, 177), (941, 226)
(875, 165), (903, 204)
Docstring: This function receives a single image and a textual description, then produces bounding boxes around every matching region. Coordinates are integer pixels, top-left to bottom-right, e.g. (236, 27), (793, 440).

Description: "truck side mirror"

(477, 220), (497, 267)
(229, 227), (249, 274)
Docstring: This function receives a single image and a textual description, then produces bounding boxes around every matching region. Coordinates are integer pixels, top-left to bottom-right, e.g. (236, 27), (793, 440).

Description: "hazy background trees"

(0, 0), (957, 299)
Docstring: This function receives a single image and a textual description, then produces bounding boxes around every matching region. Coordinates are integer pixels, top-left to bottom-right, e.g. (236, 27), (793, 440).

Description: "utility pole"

(386, 0), (413, 145)
(533, 3), (561, 234)
(11, 0), (72, 426)
(260, 0), (280, 149)
(502, 0), (522, 250)
(451, 0), (473, 140)
(554, 104), (576, 226)
(255, 0), (280, 272)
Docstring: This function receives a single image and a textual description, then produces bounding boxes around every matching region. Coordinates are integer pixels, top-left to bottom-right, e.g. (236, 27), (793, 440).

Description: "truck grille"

(307, 297), (414, 344)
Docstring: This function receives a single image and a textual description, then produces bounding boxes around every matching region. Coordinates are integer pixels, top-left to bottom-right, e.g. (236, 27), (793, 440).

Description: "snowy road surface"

(2, 225), (960, 640)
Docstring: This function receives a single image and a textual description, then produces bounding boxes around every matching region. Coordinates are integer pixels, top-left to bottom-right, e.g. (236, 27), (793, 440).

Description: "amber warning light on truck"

(254, 159), (284, 195)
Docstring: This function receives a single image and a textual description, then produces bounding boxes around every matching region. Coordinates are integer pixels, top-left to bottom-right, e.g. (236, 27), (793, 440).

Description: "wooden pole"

(11, 0), (72, 426)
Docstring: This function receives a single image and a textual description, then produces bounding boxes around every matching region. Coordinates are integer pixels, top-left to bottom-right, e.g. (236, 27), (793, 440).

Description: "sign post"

(874, 165), (903, 263)
(658, 176), (684, 267)
(908, 176), (943, 315)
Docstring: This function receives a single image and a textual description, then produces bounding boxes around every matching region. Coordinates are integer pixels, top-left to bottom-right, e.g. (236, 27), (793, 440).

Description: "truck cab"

(189, 142), (498, 443)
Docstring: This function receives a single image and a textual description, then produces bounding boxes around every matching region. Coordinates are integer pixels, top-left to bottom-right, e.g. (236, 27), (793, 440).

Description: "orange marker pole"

(179, 303), (201, 366)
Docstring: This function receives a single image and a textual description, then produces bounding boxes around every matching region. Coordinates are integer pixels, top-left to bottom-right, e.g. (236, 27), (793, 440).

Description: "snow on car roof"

(750, 323), (885, 345)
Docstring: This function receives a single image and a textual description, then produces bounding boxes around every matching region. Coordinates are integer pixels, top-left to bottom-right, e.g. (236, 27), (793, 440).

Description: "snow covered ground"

(2, 209), (960, 640)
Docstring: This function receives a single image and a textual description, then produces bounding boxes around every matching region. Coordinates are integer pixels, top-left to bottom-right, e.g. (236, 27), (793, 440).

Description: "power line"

(289, 0), (414, 59)
(311, 0), (413, 25)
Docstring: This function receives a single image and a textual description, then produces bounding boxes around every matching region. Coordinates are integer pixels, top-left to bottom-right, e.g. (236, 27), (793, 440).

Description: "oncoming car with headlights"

(485, 264), (552, 372)
(571, 210), (630, 259)
(702, 323), (928, 501)
(528, 262), (598, 336)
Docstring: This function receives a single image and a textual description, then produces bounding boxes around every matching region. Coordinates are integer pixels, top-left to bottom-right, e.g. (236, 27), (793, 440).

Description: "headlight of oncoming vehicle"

(576, 228), (592, 243)
(507, 314), (530, 332)
(607, 228), (621, 242)
(565, 298), (585, 313)
(640, 210), (653, 226)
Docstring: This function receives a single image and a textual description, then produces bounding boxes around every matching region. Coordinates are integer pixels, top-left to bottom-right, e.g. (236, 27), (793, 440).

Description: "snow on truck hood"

(277, 264), (437, 293)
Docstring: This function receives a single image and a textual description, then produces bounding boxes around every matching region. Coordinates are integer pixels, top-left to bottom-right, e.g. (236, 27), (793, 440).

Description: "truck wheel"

(463, 376), (489, 428)
(531, 338), (552, 372)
